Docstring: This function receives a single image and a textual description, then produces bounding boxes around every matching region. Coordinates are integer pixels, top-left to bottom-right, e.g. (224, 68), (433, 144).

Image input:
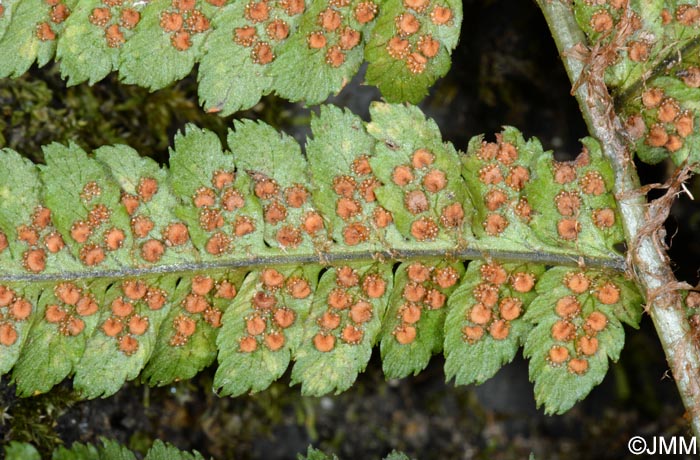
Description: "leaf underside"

(0, 0), (462, 112)
(571, 0), (700, 168)
(0, 102), (640, 414)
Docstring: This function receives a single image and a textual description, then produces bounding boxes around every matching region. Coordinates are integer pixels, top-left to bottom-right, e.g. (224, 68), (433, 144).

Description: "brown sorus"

(394, 324), (417, 344)
(112, 297), (134, 317)
(24, 248), (47, 273)
(555, 295), (581, 318)
(314, 332), (336, 352)
(264, 331), (285, 350)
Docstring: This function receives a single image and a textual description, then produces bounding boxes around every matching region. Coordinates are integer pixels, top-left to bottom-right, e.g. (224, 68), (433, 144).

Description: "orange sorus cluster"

(546, 148), (614, 241)
(238, 268), (311, 353)
(169, 274), (234, 346)
(44, 282), (99, 338)
(626, 85), (697, 155)
(311, 266), (386, 352)
(461, 263), (536, 344)
(330, 153), (392, 245)
(190, 169), (259, 255)
(473, 136), (531, 236)
(36, 0), (71, 41)
(304, 0), (377, 69)
(100, 279), (167, 355)
(391, 147), (464, 241)
(250, 172), (320, 249)
(385, 0), (453, 74)
(391, 262), (458, 345)
(10, 205), (65, 273)
(545, 271), (619, 375)
(0, 286), (32, 346)
(159, 0), (223, 51)
(87, 0), (141, 48)
(233, 0), (305, 65)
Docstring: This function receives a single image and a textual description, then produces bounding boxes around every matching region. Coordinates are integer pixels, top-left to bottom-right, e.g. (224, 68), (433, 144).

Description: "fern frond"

(0, 102), (639, 413)
(571, 0), (700, 167)
(0, 0), (462, 111)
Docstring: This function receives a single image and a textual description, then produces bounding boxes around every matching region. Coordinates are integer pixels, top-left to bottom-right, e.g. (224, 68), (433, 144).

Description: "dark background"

(0, 0), (696, 458)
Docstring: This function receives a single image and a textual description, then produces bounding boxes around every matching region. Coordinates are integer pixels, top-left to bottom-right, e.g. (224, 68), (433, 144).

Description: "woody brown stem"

(537, 0), (700, 438)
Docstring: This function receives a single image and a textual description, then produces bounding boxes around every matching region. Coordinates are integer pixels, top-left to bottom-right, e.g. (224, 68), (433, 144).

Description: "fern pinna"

(0, 103), (641, 413)
(0, 0), (461, 112)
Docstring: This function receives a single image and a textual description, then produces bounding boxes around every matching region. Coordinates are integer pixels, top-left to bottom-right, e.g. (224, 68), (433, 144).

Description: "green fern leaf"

(214, 265), (320, 397)
(0, 0), (77, 78)
(365, 0), (462, 103)
(270, 0), (377, 105)
(0, 102), (636, 411)
(197, 0), (308, 115)
(118, 0), (224, 91)
(380, 259), (464, 378)
(523, 267), (642, 414)
(444, 261), (544, 385)
(142, 270), (245, 386)
(291, 262), (392, 396)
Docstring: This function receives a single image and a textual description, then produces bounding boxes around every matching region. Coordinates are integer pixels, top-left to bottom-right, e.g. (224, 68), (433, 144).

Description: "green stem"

(0, 247), (625, 283)
(537, 0), (700, 438)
